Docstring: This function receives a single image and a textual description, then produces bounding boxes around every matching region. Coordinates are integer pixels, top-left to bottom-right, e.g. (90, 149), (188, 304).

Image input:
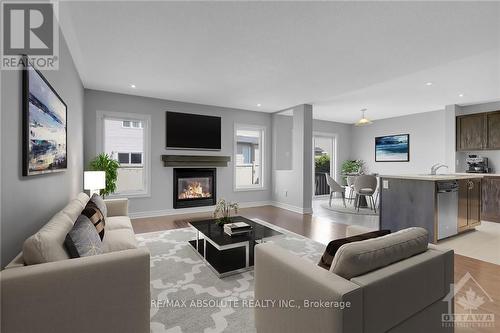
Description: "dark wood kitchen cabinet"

(458, 178), (481, 232)
(481, 176), (500, 223)
(486, 112), (500, 149)
(456, 110), (500, 151)
(456, 114), (485, 151)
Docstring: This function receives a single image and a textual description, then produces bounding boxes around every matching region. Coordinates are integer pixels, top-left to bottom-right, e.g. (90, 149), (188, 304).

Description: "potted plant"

(213, 199), (239, 226)
(89, 153), (120, 198)
(340, 160), (365, 185)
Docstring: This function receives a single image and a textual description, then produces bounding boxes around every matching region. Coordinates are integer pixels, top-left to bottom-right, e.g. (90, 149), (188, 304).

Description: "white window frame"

(96, 111), (151, 198)
(122, 120), (143, 129)
(116, 152), (143, 167)
(234, 123), (266, 191)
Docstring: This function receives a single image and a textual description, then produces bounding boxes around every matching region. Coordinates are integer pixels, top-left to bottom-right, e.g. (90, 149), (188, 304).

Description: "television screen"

(166, 111), (221, 150)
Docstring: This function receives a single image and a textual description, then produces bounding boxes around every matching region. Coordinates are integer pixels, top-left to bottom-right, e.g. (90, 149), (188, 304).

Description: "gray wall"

(350, 101), (500, 176)
(83, 90), (273, 215)
(313, 119), (352, 182)
(1, 35), (84, 267)
(273, 114), (293, 170)
(351, 110), (447, 175)
(272, 105), (313, 212)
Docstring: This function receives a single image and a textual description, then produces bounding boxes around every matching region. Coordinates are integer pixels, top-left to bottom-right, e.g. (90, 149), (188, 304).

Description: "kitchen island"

(379, 174), (498, 243)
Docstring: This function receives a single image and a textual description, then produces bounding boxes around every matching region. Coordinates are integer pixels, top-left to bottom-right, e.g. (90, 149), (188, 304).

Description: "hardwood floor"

(132, 205), (499, 332)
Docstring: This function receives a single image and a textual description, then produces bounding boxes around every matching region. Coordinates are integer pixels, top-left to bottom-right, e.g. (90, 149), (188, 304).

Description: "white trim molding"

(233, 123), (266, 192)
(96, 110), (152, 198)
(129, 200), (314, 219)
(129, 201), (272, 219)
(271, 201), (313, 215)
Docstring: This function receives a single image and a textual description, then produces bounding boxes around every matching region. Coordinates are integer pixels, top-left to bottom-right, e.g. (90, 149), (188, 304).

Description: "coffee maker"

(465, 155), (491, 173)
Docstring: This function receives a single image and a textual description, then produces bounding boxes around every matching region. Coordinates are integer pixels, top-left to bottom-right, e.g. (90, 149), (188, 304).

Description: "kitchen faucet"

(430, 163), (449, 175)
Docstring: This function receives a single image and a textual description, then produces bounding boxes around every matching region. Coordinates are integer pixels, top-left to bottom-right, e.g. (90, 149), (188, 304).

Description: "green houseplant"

(314, 154), (330, 173)
(89, 153), (120, 197)
(340, 160), (365, 184)
(213, 199), (239, 226)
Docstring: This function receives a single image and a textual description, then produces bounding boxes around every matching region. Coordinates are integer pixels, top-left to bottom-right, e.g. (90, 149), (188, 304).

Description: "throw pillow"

(64, 215), (104, 258)
(318, 230), (391, 270)
(82, 200), (106, 240)
(89, 193), (107, 218)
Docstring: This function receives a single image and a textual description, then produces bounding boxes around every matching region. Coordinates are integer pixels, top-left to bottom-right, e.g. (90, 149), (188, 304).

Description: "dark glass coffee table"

(188, 216), (282, 278)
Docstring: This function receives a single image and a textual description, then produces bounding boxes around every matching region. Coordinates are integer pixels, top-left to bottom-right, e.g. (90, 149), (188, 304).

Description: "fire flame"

(179, 181), (211, 199)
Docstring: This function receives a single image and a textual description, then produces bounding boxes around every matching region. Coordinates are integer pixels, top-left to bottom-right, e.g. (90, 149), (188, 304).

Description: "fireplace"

(173, 168), (216, 208)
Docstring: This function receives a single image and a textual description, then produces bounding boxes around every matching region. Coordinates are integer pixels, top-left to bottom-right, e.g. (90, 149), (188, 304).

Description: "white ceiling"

(59, 1), (500, 123)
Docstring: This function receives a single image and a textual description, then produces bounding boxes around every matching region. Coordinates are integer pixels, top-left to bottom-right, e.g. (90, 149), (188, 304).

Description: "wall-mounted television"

(166, 111), (221, 150)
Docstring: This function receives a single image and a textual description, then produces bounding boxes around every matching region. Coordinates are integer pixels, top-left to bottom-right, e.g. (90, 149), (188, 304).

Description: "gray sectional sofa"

(254, 227), (454, 333)
(0, 193), (150, 333)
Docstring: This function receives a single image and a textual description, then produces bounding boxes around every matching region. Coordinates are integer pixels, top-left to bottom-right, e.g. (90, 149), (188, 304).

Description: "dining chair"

(353, 175), (378, 213)
(325, 174), (346, 207)
(346, 176), (356, 203)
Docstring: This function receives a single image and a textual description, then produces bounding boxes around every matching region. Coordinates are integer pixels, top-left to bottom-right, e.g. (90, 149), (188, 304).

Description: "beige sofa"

(0, 193), (150, 333)
(254, 228), (454, 333)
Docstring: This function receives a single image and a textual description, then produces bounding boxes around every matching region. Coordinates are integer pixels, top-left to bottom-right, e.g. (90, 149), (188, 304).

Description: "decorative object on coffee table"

(224, 222), (252, 236)
(213, 199), (239, 226)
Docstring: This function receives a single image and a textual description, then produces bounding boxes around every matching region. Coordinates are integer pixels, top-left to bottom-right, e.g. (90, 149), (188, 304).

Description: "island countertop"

(380, 173), (500, 181)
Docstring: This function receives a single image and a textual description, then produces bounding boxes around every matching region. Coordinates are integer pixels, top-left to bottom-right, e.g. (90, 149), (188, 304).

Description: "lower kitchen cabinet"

(481, 176), (500, 223)
(458, 178), (481, 232)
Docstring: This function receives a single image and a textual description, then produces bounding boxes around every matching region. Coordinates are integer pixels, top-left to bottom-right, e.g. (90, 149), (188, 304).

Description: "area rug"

(320, 198), (379, 216)
(136, 219), (326, 333)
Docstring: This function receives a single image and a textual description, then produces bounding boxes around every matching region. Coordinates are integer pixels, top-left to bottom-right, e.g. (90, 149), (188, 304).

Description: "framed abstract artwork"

(375, 134), (410, 162)
(23, 58), (67, 176)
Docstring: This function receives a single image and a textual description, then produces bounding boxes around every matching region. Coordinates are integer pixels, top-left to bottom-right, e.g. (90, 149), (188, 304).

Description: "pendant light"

(355, 108), (373, 126)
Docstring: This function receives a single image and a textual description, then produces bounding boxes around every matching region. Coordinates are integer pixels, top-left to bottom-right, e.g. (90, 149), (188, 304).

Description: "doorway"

(313, 134), (335, 197)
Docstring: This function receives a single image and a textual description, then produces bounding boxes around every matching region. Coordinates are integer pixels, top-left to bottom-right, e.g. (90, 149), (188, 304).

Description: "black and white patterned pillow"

(89, 193), (107, 218)
(82, 197), (106, 240)
(64, 215), (104, 258)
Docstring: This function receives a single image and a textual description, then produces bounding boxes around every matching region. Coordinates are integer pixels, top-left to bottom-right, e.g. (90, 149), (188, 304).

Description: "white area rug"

(136, 219), (326, 333)
(320, 198), (379, 216)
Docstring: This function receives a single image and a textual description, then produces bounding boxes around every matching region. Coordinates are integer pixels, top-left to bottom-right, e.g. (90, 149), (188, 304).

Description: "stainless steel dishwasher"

(437, 180), (459, 240)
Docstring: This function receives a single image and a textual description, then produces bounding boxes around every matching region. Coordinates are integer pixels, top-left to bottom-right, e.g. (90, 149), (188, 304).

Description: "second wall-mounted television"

(166, 111), (221, 150)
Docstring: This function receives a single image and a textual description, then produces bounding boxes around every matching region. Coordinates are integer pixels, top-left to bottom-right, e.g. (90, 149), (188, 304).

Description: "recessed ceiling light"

(257, 103), (262, 107)
(458, 93), (464, 97)
(425, 82), (433, 86)
(130, 84), (136, 88)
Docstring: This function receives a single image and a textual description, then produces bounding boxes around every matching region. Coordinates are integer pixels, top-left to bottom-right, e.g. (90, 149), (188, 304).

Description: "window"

(118, 152), (130, 164)
(116, 152), (143, 166)
(234, 124), (265, 190)
(98, 111), (151, 197)
(130, 153), (142, 164)
(122, 120), (143, 128)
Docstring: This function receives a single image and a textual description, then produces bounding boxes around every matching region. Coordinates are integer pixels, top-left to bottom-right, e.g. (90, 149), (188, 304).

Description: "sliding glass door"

(313, 135), (335, 196)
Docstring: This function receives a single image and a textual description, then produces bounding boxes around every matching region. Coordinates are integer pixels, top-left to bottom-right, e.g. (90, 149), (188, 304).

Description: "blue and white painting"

(375, 134), (409, 162)
(25, 65), (67, 175)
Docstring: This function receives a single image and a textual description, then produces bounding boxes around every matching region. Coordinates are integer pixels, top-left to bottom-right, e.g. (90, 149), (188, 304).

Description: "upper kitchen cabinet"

(456, 114), (485, 150)
(486, 111), (500, 149)
(456, 110), (500, 151)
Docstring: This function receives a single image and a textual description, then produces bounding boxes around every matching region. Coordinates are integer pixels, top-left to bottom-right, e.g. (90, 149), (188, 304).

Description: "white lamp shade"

(84, 171), (106, 190)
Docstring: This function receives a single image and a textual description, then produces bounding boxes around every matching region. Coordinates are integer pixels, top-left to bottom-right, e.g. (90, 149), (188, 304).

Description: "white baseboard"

(129, 200), (313, 219)
(270, 201), (312, 215)
(129, 200), (272, 219)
